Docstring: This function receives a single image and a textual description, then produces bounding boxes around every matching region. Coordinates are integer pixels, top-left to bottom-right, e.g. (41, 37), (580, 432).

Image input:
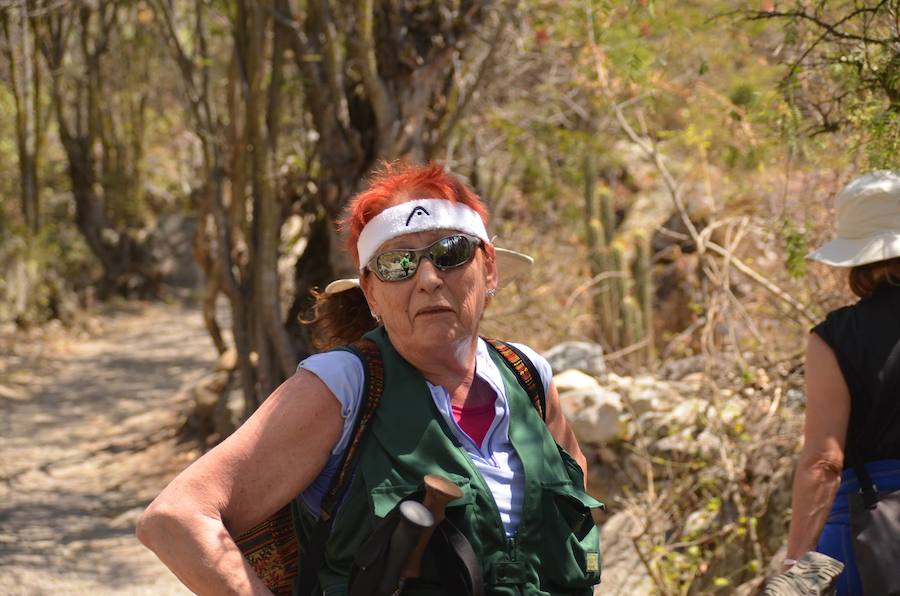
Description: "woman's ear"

(483, 242), (498, 291)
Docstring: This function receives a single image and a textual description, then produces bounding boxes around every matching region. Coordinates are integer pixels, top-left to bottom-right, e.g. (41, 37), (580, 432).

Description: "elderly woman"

(785, 170), (900, 595)
(137, 163), (602, 596)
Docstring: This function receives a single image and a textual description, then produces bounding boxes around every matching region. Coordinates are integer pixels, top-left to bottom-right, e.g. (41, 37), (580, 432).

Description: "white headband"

(356, 198), (489, 271)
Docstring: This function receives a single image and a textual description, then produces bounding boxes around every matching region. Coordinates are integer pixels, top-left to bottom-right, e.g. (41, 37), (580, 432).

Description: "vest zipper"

(507, 535), (517, 560)
(439, 388), (512, 546)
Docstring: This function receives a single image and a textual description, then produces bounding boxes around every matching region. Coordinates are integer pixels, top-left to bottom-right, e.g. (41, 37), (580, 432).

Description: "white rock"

(661, 397), (708, 429)
(597, 510), (656, 595)
(0, 384), (29, 401)
(654, 426), (722, 458)
(554, 369), (602, 400)
(544, 341), (606, 378)
(555, 369), (626, 444)
(654, 427), (696, 455)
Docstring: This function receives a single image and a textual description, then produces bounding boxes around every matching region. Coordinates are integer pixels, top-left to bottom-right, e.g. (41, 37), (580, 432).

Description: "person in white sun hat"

(138, 162), (602, 596)
(784, 170), (900, 596)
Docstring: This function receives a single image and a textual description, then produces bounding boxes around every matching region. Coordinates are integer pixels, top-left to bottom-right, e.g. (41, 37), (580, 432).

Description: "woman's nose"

(414, 258), (444, 292)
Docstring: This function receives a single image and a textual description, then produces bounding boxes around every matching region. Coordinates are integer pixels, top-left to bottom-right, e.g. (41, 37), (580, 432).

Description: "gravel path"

(0, 302), (218, 595)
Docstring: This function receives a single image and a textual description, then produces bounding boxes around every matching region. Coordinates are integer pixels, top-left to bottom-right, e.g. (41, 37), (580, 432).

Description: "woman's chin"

(412, 319), (472, 346)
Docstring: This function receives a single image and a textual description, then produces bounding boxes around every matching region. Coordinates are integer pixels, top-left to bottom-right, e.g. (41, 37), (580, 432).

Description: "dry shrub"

(608, 364), (805, 594)
(478, 166), (863, 593)
(481, 223), (595, 349)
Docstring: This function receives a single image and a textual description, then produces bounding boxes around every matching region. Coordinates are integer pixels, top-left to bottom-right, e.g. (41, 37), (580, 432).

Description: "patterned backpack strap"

(319, 338), (385, 518)
(483, 338), (546, 421)
(295, 337), (385, 596)
(235, 501), (299, 595)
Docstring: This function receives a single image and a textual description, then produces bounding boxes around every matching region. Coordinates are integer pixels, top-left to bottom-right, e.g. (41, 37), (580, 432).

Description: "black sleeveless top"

(812, 283), (900, 465)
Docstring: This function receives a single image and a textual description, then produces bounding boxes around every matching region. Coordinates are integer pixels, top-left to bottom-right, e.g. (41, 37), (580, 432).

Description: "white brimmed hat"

(324, 247), (534, 295)
(807, 170), (900, 267)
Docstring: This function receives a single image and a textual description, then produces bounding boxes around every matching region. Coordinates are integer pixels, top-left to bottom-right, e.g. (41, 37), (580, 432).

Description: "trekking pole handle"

(401, 474), (464, 580)
(374, 500), (434, 596)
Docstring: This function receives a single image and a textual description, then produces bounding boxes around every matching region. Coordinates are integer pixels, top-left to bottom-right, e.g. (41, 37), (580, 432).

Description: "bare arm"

(544, 380), (589, 487)
(785, 333), (850, 562)
(136, 370), (344, 595)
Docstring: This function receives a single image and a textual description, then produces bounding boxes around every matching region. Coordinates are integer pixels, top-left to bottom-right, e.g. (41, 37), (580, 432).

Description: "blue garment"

(816, 459), (900, 596)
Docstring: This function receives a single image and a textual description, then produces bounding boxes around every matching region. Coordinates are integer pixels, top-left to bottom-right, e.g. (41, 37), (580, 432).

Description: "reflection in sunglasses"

(368, 234), (481, 282)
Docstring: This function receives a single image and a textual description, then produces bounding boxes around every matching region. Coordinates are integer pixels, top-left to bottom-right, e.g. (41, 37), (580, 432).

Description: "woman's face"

(360, 227), (497, 355)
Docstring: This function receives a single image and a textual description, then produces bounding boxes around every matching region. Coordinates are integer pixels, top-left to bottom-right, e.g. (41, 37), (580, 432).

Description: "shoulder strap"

(483, 338), (546, 421)
(296, 338), (385, 595)
(320, 339), (385, 518)
(849, 335), (900, 509)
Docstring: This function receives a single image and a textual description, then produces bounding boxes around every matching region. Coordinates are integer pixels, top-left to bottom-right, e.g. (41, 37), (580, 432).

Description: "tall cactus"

(583, 158), (656, 367)
(607, 241), (627, 347)
(584, 157), (608, 344)
(632, 233), (656, 363)
(620, 296), (644, 365)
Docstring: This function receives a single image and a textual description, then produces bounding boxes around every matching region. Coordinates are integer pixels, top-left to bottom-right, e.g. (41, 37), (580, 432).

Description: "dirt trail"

(0, 302), (218, 595)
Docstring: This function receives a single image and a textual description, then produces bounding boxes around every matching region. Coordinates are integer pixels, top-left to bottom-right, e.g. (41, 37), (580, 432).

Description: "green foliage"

(729, 83), (758, 109)
(782, 220), (808, 280)
(0, 86), (19, 212)
(755, 1), (900, 169)
(0, 224), (97, 327)
(854, 108), (900, 169)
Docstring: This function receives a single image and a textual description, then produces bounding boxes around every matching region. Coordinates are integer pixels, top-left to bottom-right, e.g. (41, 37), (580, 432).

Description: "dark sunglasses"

(367, 234), (481, 282)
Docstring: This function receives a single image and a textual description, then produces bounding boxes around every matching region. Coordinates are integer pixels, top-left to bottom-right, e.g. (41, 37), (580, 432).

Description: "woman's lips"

(415, 306), (454, 317)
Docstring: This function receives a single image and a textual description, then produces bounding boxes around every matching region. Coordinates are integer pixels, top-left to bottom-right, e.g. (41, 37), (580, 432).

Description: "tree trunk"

(3, 2), (41, 234)
(236, 0), (296, 400)
(155, 0), (503, 415)
(285, 215), (336, 360)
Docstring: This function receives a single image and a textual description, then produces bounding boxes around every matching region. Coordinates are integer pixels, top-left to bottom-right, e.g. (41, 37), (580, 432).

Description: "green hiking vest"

(302, 327), (602, 596)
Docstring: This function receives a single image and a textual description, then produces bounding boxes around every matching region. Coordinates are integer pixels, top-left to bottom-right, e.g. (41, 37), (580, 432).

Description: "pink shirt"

(451, 397), (498, 447)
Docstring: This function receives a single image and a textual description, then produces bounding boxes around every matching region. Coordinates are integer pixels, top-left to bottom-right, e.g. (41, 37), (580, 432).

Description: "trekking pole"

(400, 474), (464, 580)
(374, 500), (434, 596)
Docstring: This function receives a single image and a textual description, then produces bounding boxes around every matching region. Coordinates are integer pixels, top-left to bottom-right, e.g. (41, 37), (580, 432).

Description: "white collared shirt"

(298, 338), (552, 535)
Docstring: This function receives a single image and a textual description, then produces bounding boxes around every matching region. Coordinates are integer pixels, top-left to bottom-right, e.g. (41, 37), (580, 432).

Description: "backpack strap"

(296, 338), (385, 595)
(482, 338), (546, 421)
(848, 335), (900, 509)
(319, 339), (385, 518)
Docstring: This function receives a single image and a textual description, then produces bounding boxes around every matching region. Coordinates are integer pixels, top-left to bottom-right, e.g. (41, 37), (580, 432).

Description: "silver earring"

(370, 310), (382, 324)
(486, 288), (497, 298)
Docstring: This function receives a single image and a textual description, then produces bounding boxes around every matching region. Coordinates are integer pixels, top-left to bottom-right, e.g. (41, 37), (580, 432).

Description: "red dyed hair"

(341, 162), (489, 266)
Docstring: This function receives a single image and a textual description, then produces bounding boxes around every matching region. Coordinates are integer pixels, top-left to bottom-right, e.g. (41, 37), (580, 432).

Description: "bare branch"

(584, 0), (819, 328)
(744, 4), (896, 47)
(431, 9), (510, 155)
(314, 0), (351, 130)
(704, 239), (817, 325)
(354, 0), (394, 153)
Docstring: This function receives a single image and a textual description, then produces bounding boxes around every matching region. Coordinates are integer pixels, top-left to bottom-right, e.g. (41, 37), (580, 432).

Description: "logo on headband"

(405, 206), (431, 226)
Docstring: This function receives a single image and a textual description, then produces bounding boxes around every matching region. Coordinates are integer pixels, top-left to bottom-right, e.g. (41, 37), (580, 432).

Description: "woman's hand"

(784, 333), (850, 560)
(136, 370), (344, 595)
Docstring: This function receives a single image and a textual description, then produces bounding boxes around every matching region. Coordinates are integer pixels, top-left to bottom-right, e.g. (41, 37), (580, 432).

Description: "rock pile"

(546, 341), (803, 595)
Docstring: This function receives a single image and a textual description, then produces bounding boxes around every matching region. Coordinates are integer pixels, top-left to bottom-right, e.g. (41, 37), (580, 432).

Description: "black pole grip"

(374, 500), (434, 596)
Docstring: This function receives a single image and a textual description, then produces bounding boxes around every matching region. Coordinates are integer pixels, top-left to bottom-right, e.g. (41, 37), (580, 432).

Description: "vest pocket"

(362, 476), (478, 594)
(368, 475), (474, 519)
(539, 481), (603, 589)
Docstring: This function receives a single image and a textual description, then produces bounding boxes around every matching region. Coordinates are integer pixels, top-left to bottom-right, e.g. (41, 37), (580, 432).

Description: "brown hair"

(848, 257), (900, 299)
(305, 287), (377, 351)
